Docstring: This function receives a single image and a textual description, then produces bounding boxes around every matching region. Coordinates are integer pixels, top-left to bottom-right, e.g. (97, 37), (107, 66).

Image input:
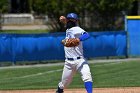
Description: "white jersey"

(64, 26), (86, 59)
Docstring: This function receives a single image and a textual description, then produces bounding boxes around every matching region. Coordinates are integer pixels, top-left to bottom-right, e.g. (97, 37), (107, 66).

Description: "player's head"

(66, 13), (78, 21)
(66, 13), (78, 29)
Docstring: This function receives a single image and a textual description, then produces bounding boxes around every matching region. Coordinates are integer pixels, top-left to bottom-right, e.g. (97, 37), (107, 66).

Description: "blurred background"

(0, 0), (139, 32)
(0, 0), (140, 66)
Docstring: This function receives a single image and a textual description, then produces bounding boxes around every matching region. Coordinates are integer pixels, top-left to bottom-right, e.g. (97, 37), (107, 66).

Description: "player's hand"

(59, 16), (67, 24)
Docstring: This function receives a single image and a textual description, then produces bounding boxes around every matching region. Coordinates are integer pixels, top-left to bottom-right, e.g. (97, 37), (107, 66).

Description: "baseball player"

(56, 13), (93, 93)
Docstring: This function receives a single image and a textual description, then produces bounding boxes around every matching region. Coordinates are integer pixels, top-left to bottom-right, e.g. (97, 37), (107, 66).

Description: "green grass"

(0, 60), (140, 90)
(92, 61), (140, 88)
(0, 30), (49, 34)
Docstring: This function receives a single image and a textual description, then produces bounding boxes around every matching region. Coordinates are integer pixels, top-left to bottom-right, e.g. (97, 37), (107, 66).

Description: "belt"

(67, 57), (81, 61)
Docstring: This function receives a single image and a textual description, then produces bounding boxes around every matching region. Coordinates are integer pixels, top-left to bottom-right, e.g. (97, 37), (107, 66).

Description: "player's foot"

(56, 87), (64, 93)
(56, 90), (63, 93)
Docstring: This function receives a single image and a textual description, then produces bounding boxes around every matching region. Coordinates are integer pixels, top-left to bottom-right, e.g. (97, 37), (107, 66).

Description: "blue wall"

(84, 32), (127, 58)
(0, 32), (127, 63)
(127, 19), (140, 56)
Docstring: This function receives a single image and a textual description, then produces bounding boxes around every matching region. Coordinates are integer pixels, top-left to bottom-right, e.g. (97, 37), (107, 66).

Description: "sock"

(84, 81), (93, 93)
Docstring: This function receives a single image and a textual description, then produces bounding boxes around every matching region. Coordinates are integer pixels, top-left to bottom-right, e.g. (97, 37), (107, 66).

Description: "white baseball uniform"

(58, 26), (93, 89)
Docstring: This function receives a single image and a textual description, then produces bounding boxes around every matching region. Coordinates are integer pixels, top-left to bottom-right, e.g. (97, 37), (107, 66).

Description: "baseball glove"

(61, 38), (80, 47)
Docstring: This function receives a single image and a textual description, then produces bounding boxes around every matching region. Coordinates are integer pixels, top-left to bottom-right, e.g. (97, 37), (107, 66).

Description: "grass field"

(0, 60), (140, 90)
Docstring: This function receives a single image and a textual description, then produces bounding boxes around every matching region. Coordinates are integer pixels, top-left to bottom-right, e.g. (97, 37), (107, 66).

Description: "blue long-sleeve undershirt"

(79, 32), (90, 41)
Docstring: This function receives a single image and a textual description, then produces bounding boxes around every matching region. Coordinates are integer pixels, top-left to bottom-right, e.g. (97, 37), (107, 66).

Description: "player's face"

(67, 19), (77, 23)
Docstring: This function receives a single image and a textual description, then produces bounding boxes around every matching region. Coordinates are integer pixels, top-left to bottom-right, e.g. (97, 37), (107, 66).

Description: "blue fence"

(126, 16), (140, 56)
(83, 32), (127, 58)
(0, 31), (127, 63)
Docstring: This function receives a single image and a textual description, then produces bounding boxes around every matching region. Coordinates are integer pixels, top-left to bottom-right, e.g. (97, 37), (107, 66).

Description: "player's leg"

(77, 59), (93, 93)
(56, 62), (76, 93)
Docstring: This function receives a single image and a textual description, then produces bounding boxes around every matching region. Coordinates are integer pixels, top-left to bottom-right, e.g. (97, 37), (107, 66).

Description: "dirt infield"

(0, 87), (140, 93)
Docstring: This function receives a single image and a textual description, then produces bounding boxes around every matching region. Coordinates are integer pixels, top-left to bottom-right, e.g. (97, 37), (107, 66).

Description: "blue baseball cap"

(66, 13), (78, 20)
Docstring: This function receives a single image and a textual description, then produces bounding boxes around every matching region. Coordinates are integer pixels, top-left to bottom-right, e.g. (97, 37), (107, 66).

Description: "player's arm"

(79, 32), (90, 41)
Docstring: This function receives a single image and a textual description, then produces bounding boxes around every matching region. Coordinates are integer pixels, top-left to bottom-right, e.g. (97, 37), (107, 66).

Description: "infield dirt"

(0, 87), (140, 93)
